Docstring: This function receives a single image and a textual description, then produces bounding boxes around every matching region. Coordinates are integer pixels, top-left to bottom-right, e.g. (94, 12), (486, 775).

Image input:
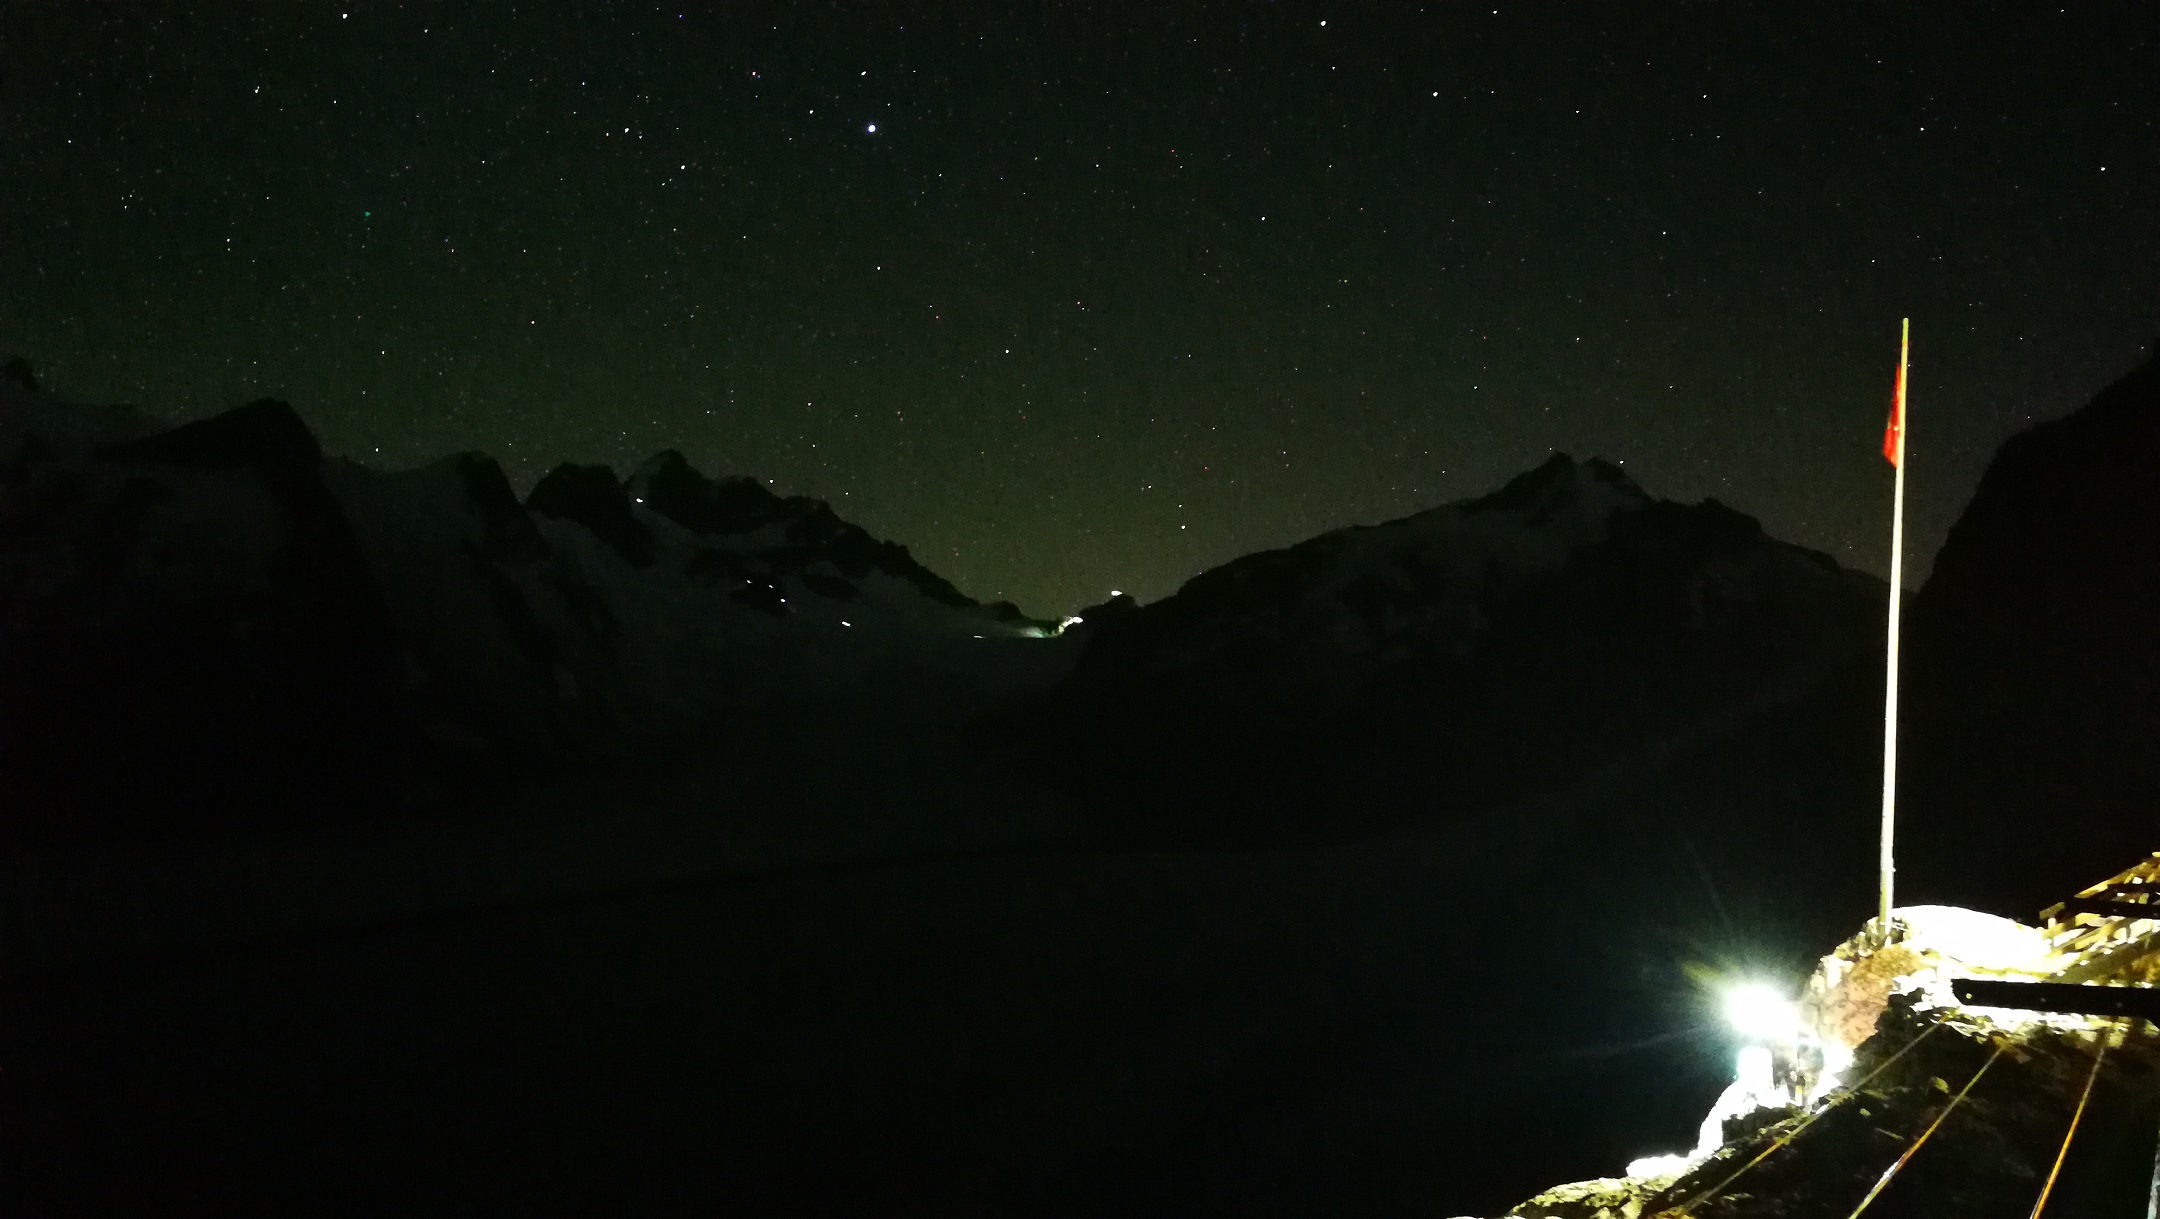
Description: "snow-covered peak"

(1145, 453), (1656, 651)
(626, 449), (797, 537)
(1038, 452), (1876, 843)
(1334, 452), (1647, 586)
(1463, 452), (1648, 529)
(1, 393), (1077, 849)
(612, 449), (988, 614)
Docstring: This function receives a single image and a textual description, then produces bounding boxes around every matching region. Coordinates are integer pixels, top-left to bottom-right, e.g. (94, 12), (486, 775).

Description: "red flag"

(1882, 350), (1906, 466)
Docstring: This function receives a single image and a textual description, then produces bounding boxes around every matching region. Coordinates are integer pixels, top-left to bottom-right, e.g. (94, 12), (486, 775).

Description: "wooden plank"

(2055, 897), (2160, 921)
(1951, 978), (2160, 1021)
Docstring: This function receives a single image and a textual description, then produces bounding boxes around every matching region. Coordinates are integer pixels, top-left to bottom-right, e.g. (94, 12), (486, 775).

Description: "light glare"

(1722, 982), (1798, 1041)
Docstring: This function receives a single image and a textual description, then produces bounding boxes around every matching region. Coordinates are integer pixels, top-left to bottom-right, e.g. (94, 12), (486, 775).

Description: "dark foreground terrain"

(9, 708), (1846, 1216)
(6, 342), (2159, 1215)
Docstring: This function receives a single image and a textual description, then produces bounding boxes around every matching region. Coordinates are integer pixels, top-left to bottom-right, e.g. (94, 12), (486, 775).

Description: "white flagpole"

(1880, 318), (1909, 936)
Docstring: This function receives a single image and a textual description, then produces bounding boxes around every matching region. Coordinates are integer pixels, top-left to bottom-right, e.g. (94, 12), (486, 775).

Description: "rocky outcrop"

(1518, 1009), (2155, 1218)
(1512, 890), (2160, 1219)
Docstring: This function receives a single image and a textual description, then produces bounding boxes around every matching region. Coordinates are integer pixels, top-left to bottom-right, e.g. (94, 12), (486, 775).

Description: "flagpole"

(1879, 318), (1909, 936)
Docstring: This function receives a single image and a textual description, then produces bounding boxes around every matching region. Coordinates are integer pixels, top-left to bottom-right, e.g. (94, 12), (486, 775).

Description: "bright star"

(867, 123), (878, 133)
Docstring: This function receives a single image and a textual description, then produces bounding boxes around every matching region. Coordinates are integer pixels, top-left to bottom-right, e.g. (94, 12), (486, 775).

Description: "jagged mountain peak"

(0, 392), (1068, 848)
(527, 461), (657, 568)
(616, 450), (981, 610)
(627, 448), (797, 538)
(1039, 453), (1875, 842)
(1148, 453), (1658, 636)
(1465, 450), (1648, 519)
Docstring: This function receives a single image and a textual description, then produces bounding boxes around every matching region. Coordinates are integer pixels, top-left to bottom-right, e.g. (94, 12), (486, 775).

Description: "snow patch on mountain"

(1037, 451), (1882, 842)
(0, 387), (1078, 847)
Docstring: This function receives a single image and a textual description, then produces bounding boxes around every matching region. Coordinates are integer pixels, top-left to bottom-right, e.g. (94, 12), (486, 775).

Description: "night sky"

(3, 3), (2154, 615)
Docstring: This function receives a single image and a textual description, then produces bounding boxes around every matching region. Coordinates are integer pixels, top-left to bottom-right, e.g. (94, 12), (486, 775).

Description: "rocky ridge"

(0, 382), (1064, 849)
(1034, 452), (1886, 845)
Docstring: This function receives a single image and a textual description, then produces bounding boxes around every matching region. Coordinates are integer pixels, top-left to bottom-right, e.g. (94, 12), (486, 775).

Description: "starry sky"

(2, 3), (2154, 615)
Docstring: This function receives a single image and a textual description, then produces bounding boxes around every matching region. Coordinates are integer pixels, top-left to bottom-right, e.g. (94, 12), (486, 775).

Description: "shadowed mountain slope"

(1905, 340), (2160, 910)
(0, 385), (1056, 850)
(1032, 454), (1887, 847)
